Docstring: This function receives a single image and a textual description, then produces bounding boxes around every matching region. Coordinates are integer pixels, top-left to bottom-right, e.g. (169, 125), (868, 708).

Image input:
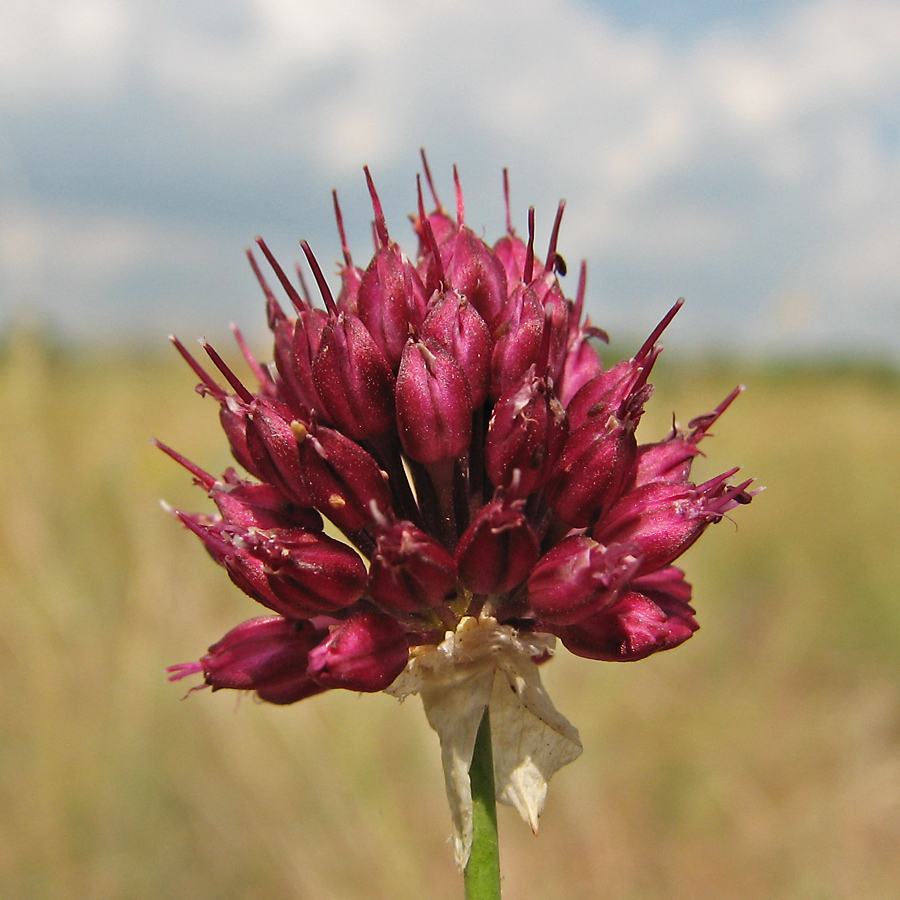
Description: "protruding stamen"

(636, 298), (685, 362)
(255, 237), (306, 312)
(245, 248), (280, 309)
(420, 148), (445, 213)
(332, 190), (354, 267)
(231, 323), (271, 389)
(201, 340), (256, 404)
(503, 169), (514, 235)
(151, 439), (217, 489)
(453, 165), (465, 224)
(363, 166), (390, 248)
(524, 207), (536, 284)
(169, 334), (225, 400)
(687, 384), (745, 438)
(299, 240), (338, 316)
(573, 260), (587, 323)
(294, 262), (312, 308)
(546, 200), (566, 274)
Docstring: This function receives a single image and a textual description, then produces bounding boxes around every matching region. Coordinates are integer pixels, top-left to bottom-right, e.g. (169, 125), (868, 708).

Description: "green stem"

(464, 707), (501, 900)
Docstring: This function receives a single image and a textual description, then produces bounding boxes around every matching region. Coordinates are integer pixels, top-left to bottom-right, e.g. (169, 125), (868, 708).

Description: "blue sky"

(1, 0), (899, 359)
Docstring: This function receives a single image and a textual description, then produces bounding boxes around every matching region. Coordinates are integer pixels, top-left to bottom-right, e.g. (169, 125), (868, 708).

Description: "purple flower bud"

(565, 359), (643, 431)
(243, 398), (313, 506)
(357, 170), (430, 369)
(592, 470), (755, 575)
(307, 610), (409, 692)
(295, 423), (393, 532)
(153, 442), (321, 533)
(395, 339), (473, 464)
(218, 397), (259, 476)
(485, 367), (568, 499)
(493, 230), (532, 288)
(538, 280), (571, 388)
(368, 519), (459, 613)
(544, 415), (638, 528)
(528, 536), (641, 625)
(358, 245), (429, 371)
(167, 615), (328, 705)
(259, 529), (369, 618)
(312, 310), (396, 441)
(455, 497), (540, 595)
(435, 169), (508, 327)
(489, 284), (544, 401)
(554, 567), (698, 661)
(420, 290), (493, 410)
(212, 480), (323, 532)
(441, 226), (508, 328)
(286, 307), (331, 417)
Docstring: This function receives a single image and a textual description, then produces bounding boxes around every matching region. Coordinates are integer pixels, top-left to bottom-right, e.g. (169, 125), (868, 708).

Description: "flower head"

(161, 156), (755, 865)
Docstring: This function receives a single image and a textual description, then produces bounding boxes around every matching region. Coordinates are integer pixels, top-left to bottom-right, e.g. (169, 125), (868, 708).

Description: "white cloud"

(1, 0), (899, 355)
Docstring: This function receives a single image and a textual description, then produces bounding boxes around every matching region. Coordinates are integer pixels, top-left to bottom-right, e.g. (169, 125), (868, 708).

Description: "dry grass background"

(2, 328), (900, 899)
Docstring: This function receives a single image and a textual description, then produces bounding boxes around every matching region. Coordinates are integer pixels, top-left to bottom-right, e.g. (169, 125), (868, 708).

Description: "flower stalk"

(464, 707), (501, 900)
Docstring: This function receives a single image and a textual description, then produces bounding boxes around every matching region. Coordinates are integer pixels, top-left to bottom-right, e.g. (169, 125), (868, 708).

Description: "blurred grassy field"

(2, 329), (900, 900)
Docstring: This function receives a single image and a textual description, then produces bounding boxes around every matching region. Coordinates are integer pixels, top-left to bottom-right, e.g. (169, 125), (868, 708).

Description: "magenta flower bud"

(565, 359), (643, 431)
(260, 529), (369, 618)
(455, 497), (540, 595)
(357, 171), (430, 370)
(269, 309), (328, 419)
(307, 610), (409, 692)
(426, 169), (508, 326)
(485, 367), (568, 498)
(357, 246), (429, 370)
(527, 536), (641, 625)
(420, 290), (493, 410)
(212, 480), (323, 532)
(554, 567), (698, 661)
(312, 310), (396, 441)
(243, 398), (313, 506)
(224, 543), (289, 612)
(167, 615), (328, 705)
(295, 423), (393, 532)
(285, 307), (330, 417)
(489, 284), (545, 401)
(368, 519), (458, 613)
(440, 226), (508, 328)
(544, 415), (638, 528)
(216, 397), (259, 477)
(593, 471), (755, 575)
(413, 205), (457, 257)
(395, 339), (472, 463)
